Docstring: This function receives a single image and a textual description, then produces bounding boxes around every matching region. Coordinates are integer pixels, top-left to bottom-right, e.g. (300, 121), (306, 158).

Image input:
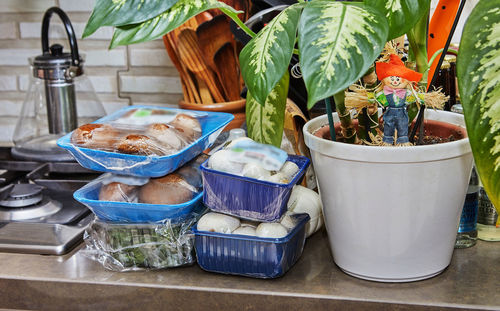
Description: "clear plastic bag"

(82, 215), (200, 271)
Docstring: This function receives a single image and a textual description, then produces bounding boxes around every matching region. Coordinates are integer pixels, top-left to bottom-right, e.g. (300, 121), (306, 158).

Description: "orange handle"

(427, 0), (460, 89)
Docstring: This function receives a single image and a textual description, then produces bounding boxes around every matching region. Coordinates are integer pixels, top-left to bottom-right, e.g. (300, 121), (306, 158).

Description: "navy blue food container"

(200, 155), (310, 222)
(193, 213), (309, 278)
(73, 176), (204, 223)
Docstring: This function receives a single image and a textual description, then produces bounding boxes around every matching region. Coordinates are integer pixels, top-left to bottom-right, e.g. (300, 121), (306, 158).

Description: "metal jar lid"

(31, 7), (84, 81)
(440, 60), (451, 69)
(444, 54), (457, 64)
(31, 44), (83, 81)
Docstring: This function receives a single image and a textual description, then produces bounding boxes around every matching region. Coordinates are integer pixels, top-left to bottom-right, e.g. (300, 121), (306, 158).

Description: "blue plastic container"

(200, 155), (310, 222)
(73, 175), (204, 223)
(193, 213), (309, 278)
(57, 106), (233, 177)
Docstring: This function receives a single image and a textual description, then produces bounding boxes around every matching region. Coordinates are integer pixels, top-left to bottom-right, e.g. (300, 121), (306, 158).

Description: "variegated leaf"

(239, 4), (301, 106)
(365, 0), (429, 40)
(246, 73), (289, 147)
(298, 2), (388, 109)
(457, 0), (500, 212)
(83, 0), (178, 38)
(110, 0), (242, 48)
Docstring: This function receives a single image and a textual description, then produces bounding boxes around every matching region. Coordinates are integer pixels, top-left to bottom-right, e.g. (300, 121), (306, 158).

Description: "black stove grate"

(0, 147), (99, 254)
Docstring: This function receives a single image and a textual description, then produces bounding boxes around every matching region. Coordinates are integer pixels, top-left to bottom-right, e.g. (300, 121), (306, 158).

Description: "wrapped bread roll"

(99, 182), (139, 203)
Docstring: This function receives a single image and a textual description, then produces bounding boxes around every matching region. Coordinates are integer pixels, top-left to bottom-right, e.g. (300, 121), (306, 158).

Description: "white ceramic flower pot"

(303, 110), (473, 282)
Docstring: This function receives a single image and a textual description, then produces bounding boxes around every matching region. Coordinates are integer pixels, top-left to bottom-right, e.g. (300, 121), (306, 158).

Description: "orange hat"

(376, 54), (423, 83)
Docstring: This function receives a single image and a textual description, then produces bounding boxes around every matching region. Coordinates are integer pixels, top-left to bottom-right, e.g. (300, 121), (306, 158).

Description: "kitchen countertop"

(0, 229), (498, 311)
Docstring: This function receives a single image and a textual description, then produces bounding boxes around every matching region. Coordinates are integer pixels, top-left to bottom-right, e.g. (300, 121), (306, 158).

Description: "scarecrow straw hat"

(376, 54), (423, 83)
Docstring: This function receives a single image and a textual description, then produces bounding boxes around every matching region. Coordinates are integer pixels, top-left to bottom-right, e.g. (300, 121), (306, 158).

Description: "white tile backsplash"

(84, 49), (127, 67)
(0, 76), (17, 91)
(0, 0), (57, 13)
(88, 75), (118, 93)
(58, 0), (95, 12)
(119, 75), (182, 94)
(0, 100), (23, 116)
(20, 22), (113, 40)
(0, 22), (17, 39)
(129, 49), (173, 67)
(0, 49), (40, 66)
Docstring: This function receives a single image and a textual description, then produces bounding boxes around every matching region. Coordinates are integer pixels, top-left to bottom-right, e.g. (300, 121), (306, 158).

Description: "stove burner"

(0, 147), (96, 254)
(0, 196), (62, 221)
(0, 184), (44, 208)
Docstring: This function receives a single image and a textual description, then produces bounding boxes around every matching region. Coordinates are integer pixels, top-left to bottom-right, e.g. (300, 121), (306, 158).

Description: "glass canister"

(12, 7), (105, 162)
(444, 54), (457, 110)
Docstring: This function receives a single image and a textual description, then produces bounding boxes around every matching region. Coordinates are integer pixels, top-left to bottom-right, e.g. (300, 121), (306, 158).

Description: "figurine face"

(382, 76), (409, 89)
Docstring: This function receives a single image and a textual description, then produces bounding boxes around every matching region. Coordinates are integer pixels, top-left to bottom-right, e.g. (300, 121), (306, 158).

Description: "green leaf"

(298, 1), (388, 109)
(457, 0), (500, 211)
(110, 0), (242, 48)
(239, 4), (302, 106)
(246, 73), (289, 147)
(365, 0), (430, 40)
(83, 0), (178, 38)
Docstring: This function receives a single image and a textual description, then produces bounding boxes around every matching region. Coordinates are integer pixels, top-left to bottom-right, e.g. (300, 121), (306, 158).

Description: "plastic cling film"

(73, 154), (208, 223)
(101, 175), (149, 186)
(57, 106), (234, 177)
(112, 108), (208, 126)
(201, 155), (310, 222)
(70, 112), (202, 156)
(193, 214), (310, 278)
(82, 216), (198, 271)
(227, 140), (288, 171)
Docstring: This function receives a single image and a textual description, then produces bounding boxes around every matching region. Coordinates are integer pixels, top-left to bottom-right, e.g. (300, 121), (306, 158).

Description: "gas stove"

(0, 147), (99, 255)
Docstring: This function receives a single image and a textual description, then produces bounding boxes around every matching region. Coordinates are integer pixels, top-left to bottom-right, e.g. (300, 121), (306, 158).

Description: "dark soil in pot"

(314, 119), (466, 145)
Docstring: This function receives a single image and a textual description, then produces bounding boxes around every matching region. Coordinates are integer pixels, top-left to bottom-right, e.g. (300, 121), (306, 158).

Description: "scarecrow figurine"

(375, 54), (423, 145)
(345, 53), (447, 146)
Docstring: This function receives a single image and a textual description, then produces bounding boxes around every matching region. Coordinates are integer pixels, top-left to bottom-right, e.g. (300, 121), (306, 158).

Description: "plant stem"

(407, 8), (429, 144)
(333, 91), (357, 144)
(325, 97), (336, 141)
(407, 11), (429, 83)
(423, 48), (456, 77)
(220, 8), (256, 38)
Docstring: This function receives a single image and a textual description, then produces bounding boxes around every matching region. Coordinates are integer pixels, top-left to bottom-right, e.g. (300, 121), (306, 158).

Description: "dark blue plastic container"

(200, 155), (310, 222)
(57, 106), (233, 177)
(73, 175), (204, 223)
(193, 213), (309, 278)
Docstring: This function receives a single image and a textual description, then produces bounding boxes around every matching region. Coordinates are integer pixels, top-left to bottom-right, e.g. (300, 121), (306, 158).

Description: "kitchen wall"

(0, 0), (479, 146)
(0, 0), (182, 145)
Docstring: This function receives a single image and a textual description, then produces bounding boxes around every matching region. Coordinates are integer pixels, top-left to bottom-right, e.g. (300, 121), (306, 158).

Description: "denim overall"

(383, 92), (409, 144)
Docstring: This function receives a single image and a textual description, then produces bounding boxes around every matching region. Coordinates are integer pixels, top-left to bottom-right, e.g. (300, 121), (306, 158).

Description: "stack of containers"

(57, 106), (233, 271)
(193, 141), (311, 278)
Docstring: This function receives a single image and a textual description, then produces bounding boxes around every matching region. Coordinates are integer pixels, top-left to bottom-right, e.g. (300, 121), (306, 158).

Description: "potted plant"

(83, 0), (499, 281)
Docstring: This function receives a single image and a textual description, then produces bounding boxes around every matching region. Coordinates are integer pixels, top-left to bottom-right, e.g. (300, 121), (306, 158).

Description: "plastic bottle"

(208, 128), (246, 155)
(455, 167), (479, 248)
(451, 103), (479, 248)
